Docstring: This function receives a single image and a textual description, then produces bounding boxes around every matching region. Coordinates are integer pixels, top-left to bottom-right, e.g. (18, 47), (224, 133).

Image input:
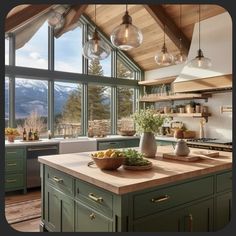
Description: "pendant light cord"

(198, 4), (201, 50)
(126, 4), (128, 13)
(164, 24), (166, 47)
(179, 4), (182, 49)
(94, 4), (96, 25)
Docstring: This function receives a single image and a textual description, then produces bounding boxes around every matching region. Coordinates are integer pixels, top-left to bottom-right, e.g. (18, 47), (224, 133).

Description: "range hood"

(173, 12), (232, 93)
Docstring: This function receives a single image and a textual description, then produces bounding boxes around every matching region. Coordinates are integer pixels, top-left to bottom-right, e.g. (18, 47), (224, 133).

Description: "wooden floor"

(5, 188), (41, 232)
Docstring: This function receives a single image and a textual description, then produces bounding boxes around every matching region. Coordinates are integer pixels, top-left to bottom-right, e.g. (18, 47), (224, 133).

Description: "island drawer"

(45, 167), (74, 197)
(5, 157), (24, 172)
(5, 148), (25, 159)
(216, 170), (232, 193)
(75, 179), (113, 217)
(133, 176), (214, 219)
(5, 174), (24, 190)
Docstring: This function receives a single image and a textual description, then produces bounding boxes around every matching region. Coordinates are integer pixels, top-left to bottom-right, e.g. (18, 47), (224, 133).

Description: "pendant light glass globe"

(188, 49), (212, 69)
(83, 29), (111, 60)
(175, 50), (187, 64)
(48, 11), (65, 30)
(155, 43), (174, 66)
(110, 9), (143, 51)
(188, 5), (212, 69)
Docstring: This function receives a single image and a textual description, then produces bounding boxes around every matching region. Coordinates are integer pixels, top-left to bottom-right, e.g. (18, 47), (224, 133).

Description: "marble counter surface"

(38, 146), (232, 195)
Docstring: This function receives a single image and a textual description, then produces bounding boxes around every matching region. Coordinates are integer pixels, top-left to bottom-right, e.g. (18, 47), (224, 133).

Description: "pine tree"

(88, 59), (110, 120)
(117, 60), (134, 119)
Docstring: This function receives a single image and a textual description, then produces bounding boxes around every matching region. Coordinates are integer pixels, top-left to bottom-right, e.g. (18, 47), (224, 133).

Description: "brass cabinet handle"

(88, 193), (103, 203)
(151, 195), (170, 203)
(188, 214), (193, 232)
(6, 179), (17, 183)
(7, 151), (17, 154)
(89, 213), (96, 220)
(7, 163), (17, 166)
(52, 176), (63, 183)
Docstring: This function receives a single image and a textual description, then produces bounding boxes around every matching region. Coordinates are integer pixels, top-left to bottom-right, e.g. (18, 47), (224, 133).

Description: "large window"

(15, 78), (48, 136)
(117, 58), (134, 80)
(117, 87), (135, 132)
(5, 77), (9, 127)
(55, 26), (83, 73)
(5, 15), (142, 136)
(54, 82), (82, 137)
(16, 22), (48, 69)
(88, 85), (111, 135)
(5, 38), (9, 65)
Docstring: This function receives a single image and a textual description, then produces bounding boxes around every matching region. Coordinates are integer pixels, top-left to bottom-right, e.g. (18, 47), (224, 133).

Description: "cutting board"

(163, 151), (220, 162)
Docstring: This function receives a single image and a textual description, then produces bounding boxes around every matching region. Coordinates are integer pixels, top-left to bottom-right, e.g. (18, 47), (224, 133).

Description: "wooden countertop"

(38, 146), (232, 195)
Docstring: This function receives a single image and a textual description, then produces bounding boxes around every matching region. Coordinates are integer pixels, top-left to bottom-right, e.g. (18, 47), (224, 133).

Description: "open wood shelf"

(139, 93), (212, 102)
(160, 113), (211, 118)
(138, 76), (176, 86)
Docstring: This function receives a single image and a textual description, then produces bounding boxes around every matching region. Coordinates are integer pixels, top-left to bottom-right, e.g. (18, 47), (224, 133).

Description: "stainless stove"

(186, 138), (232, 152)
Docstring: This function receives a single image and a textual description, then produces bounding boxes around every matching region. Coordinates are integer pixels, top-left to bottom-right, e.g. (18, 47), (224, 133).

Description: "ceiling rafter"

(5, 4), (53, 33)
(144, 4), (191, 55)
(54, 4), (88, 38)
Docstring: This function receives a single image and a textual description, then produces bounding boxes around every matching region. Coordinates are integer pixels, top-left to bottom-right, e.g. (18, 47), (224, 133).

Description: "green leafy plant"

(132, 108), (166, 134)
(122, 149), (151, 166)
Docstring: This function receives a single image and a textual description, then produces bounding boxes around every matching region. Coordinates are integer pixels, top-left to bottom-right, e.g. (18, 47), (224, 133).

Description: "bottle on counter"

(48, 130), (52, 139)
(23, 128), (27, 141)
(34, 129), (39, 140)
(28, 128), (33, 141)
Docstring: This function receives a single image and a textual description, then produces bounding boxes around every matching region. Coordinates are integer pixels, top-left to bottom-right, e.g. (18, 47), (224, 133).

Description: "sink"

(58, 137), (97, 154)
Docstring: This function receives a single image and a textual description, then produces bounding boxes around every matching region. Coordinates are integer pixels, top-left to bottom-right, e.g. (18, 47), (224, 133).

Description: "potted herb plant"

(132, 108), (165, 158)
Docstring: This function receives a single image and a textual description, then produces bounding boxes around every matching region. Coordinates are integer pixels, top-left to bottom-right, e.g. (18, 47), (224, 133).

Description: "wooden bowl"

(92, 156), (125, 170)
(119, 130), (136, 136)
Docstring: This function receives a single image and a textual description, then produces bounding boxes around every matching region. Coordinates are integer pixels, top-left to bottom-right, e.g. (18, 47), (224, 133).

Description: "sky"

(8, 21), (112, 77)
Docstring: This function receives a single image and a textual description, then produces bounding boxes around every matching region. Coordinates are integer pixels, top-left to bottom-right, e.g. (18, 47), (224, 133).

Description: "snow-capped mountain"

(5, 79), (78, 119)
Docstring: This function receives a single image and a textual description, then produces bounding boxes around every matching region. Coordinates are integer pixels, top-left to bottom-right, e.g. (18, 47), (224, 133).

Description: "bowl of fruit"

(90, 149), (125, 170)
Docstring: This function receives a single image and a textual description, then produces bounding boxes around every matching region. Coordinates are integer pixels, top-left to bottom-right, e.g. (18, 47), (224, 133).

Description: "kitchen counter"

(38, 145), (232, 195)
(5, 135), (140, 147)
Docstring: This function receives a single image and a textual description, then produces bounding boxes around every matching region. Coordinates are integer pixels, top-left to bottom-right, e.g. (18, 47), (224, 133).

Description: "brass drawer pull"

(6, 179), (17, 183)
(52, 176), (63, 183)
(188, 214), (193, 232)
(7, 163), (17, 166)
(88, 193), (103, 203)
(89, 213), (96, 220)
(151, 195), (170, 203)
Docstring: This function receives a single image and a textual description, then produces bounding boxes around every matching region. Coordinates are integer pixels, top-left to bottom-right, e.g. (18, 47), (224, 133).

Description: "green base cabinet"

(40, 165), (232, 232)
(5, 147), (26, 193)
(44, 184), (74, 232)
(97, 138), (139, 150)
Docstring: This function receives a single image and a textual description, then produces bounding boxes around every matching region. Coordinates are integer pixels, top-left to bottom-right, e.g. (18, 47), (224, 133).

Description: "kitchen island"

(39, 146), (232, 232)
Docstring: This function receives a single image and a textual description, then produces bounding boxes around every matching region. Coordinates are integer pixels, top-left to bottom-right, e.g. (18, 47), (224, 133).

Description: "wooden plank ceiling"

(6, 4), (225, 71)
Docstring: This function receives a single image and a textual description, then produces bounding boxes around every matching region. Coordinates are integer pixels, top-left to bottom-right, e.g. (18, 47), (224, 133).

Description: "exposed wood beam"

(144, 5), (191, 55)
(5, 4), (53, 33)
(54, 4), (88, 38)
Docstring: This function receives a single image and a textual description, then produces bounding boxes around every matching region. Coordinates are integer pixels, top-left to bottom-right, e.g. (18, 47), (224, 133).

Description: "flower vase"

(139, 132), (157, 158)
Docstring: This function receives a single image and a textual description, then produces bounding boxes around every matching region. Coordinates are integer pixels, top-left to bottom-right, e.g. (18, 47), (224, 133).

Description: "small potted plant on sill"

(5, 127), (20, 142)
(132, 108), (166, 158)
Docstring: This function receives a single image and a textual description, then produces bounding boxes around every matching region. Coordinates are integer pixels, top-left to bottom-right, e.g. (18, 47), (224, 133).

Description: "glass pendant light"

(110, 4), (143, 51)
(155, 25), (174, 66)
(175, 5), (187, 64)
(48, 10), (65, 30)
(83, 5), (110, 60)
(188, 5), (211, 69)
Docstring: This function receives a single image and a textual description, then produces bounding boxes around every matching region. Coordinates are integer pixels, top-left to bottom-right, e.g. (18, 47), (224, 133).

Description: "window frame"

(5, 14), (143, 137)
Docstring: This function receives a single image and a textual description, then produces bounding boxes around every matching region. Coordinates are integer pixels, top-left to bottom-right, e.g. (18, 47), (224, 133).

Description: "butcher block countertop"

(38, 146), (232, 195)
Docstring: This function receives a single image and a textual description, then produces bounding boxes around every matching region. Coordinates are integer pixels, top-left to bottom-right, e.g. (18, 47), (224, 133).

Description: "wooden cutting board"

(163, 151), (220, 162)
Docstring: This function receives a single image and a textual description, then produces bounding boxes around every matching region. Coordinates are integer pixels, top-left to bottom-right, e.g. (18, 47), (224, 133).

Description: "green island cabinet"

(5, 147), (26, 193)
(97, 138), (140, 150)
(40, 165), (232, 232)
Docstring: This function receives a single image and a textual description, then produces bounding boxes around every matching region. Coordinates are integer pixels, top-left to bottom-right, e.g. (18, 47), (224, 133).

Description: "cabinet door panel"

(133, 208), (183, 232)
(61, 194), (74, 232)
(215, 192), (232, 231)
(184, 199), (213, 232)
(75, 201), (112, 232)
